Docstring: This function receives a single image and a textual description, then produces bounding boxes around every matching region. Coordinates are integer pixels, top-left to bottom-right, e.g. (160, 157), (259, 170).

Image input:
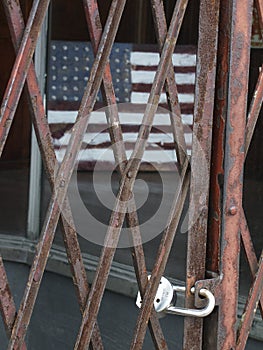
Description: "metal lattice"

(0, 0), (262, 349)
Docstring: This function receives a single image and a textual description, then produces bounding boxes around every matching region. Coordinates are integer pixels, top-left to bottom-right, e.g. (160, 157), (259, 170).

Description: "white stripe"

(131, 92), (194, 104)
(48, 110), (193, 126)
(48, 110), (79, 124)
(135, 71), (195, 85)
(131, 71), (196, 85)
(53, 132), (193, 147)
(130, 52), (196, 67)
(55, 148), (191, 164)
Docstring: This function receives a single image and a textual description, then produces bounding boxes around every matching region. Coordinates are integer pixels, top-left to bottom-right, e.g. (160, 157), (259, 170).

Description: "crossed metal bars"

(0, 0), (262, 350)
(0, 0), (190, 348)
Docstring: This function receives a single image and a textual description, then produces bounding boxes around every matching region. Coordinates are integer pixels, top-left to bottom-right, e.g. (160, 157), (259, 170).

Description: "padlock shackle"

(166, 288), (215, 318)
(135, 276), (215, 318)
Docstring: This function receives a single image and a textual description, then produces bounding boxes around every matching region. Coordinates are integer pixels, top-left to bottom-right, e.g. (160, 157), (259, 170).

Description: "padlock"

(136, 276), (176, 317)
(136, 275), (215, 318)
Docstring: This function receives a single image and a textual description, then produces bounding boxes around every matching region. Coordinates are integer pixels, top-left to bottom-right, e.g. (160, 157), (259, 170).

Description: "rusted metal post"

(203, 0), (232, 347)
(217, 0), (253, 348)
(183, 1), (220, 349)
(207, 0), (231, 281)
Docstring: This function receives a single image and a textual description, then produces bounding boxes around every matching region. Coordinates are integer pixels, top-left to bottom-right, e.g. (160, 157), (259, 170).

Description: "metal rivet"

(229, 206), (237, 215)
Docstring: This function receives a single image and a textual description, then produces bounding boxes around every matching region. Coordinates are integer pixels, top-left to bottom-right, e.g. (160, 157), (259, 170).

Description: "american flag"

(48, 41), (196, 171)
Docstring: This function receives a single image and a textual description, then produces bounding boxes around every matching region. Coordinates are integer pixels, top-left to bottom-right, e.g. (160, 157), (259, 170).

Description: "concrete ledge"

(0, 234), (262, 341)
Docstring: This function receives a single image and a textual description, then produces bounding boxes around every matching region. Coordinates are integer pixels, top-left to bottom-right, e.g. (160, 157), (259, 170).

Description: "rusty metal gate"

(0, 0), (262, 349)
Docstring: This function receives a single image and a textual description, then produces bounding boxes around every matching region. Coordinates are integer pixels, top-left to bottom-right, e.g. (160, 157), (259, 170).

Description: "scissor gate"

(0, 0), (262, 349)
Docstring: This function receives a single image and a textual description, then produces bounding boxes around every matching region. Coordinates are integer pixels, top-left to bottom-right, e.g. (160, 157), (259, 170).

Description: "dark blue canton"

(48, 41), (132, 104)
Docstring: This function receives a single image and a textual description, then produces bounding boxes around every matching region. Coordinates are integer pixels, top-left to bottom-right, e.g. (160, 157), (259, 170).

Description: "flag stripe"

(131, 92), (195, 104)
(132, 83), (195, 94)
(130, 52), (196, 66)
(131, 71), (196, 85)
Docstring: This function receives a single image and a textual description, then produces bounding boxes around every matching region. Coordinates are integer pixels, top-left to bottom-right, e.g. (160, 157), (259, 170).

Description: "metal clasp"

(136, 276), (215, 318)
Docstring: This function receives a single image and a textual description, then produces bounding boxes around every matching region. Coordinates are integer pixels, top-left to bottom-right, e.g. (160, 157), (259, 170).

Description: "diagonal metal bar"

(240, 210), (263, 317)
(82, 1), (168, 348)
(236, 251), (263, 350)
(151, 0), (187, 168)
(183, 1), (220, 348)
(241, 62), (263, 320)
(0, 0), (50, 157)
(7, 1), (127, 348)
(0, 257), (27, 350)
(130, 160), (190, 349)
(74, 1), (189, 348)
(255, 0), (263, 32)
(217, 0), (253, 347)
(245, 64), (263, 157)
(2, 1), (104, 349)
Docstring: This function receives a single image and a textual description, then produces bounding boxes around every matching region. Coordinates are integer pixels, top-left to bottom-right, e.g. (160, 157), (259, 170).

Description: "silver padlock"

(136, 276), (176, 317)
(136, 275), (215, 318)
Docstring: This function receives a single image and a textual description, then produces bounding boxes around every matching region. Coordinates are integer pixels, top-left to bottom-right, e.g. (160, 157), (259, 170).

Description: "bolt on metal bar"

(2, 2), (104, 348)
(7, 1), (127, 348)
(240, 210), (263, 317)
(183, 1), (220, 349)
(82, 1), (168, 348)
(236, 252), (263, 350)
(245, 64), (263, 157)
(0, 0), (50, 157)
(74, 1), (189, 348)
(151, 0), (187, 168)
(0, 257), (27, 350)
(218, 0), (254, 348)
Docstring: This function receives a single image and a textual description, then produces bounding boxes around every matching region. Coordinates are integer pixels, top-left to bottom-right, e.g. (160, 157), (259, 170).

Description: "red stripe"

(132, 44), (197, 54)
(132, 83), (195, 94)
(54, 142), (192, 151)
(131, 65), (196, 73)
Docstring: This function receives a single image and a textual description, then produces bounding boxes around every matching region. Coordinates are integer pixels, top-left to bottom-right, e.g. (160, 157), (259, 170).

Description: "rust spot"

(33, 267), (42, 283)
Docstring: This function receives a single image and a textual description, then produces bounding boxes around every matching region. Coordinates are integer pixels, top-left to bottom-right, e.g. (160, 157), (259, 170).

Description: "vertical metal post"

(183, 0), (220, 348)
(203, 0), (231, 347)
(27, 12), (48, 240)
(218, 0), (253, 348)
